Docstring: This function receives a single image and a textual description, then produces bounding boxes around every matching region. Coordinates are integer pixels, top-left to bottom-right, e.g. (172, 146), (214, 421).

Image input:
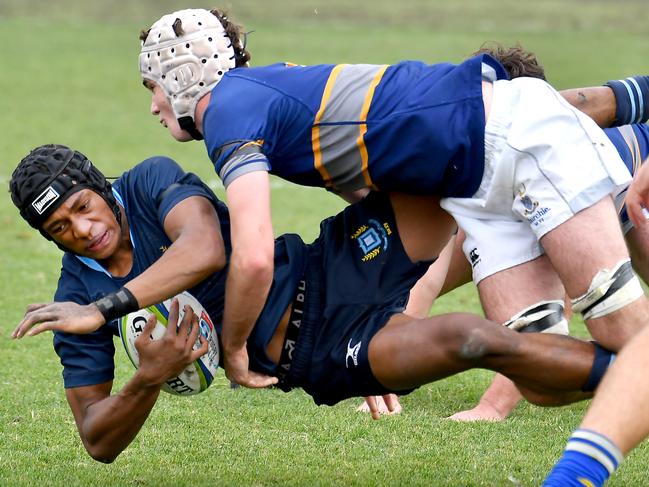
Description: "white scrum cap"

(139, 9), (236, 124)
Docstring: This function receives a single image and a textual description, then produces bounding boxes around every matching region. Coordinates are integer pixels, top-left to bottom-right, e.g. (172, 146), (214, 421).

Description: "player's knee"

(504, 299), (569, 335)
(453, 315), (495, 361)
(572, 259), (644, 322)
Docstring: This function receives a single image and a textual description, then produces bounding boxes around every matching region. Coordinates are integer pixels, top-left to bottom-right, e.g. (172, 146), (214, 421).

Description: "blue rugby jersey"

(53, 157), (306, 388)
(203, 54), (508, 198)
(604, 124), (649, 228)
(604, 123), (649, 176)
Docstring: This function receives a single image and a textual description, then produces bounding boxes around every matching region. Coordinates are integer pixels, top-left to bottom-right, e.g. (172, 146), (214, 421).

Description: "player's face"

(144, 80), (193, 142)
(42, 189), (122, 260)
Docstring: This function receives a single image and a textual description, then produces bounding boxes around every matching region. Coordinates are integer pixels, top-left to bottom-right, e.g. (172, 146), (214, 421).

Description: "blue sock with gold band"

(543, 429), (623, 486)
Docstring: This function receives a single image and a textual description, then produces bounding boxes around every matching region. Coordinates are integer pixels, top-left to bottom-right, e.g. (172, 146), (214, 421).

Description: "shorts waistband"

(275, 249), (323, 391)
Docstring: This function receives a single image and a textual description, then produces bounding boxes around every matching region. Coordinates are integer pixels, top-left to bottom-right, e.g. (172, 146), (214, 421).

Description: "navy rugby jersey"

(53, 157), (307, 388)
(203, 54), (508, 198)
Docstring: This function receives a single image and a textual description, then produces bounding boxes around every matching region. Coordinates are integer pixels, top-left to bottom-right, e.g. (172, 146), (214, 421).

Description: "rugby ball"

(119, 291), (220, 396)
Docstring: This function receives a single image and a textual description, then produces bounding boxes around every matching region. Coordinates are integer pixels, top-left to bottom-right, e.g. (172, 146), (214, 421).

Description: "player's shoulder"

(126, 156), (184, 179)
(116, 156), (185, 191)
(61, 252), (84, 272)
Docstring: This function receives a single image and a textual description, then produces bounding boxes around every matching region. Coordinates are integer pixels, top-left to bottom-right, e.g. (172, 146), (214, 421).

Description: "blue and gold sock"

(543, 429), (623, 487)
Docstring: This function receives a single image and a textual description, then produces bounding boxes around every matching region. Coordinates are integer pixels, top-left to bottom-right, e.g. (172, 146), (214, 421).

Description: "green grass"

(1, 0), (649, 485)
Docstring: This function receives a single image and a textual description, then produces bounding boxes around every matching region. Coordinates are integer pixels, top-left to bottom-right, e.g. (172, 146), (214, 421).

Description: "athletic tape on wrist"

(94, 287), (139, 323)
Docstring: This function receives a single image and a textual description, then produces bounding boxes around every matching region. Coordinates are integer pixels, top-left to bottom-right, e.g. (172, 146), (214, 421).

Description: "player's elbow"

(232, 247), (274, 282)
(80, 429), (124, 464)
(85, 443), (121, 464)
(201, 240), (228, 273)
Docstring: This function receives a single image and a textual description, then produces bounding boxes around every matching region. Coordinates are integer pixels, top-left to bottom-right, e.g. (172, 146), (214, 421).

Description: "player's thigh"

(540, 197), (630, 296)
(388, 192), (456, 262)
(476, 254), (564, 323)
(542, 197), (648, 349)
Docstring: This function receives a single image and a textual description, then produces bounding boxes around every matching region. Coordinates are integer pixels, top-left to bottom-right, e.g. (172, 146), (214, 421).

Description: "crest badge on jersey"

(351, 218), (391, 262)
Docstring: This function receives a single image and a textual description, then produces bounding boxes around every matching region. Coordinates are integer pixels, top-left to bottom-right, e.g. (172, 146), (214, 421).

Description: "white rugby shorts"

(441, 77), (631, 284)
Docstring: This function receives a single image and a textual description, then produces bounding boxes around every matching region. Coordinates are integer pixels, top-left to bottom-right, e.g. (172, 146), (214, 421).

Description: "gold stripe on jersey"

(357, 65), (388, 190)
(312, 64), (346, 187)
(617, 125), (642, 176)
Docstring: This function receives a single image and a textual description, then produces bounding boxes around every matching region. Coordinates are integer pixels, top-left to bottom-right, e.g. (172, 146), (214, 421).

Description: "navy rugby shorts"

(285, 192), (432, 406)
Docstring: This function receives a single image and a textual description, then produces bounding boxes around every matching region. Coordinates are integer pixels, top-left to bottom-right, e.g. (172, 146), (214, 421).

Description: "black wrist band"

(94, 287), (139, 323)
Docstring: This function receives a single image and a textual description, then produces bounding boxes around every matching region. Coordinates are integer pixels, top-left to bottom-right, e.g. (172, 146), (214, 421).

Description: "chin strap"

(178, 116), (204, 141)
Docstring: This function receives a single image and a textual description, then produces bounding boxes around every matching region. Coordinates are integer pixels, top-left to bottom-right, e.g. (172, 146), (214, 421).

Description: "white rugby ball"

(119, 291), (220, 396)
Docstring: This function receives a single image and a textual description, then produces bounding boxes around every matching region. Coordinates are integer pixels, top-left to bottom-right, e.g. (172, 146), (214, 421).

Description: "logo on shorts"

(351, 219), (391, 262)
(469, 248), (481, 268)
(518, 184), (539, 216)
(31, 186), (60, 215)
(346, 339), (362, 368)
(518, 184), (550, 228)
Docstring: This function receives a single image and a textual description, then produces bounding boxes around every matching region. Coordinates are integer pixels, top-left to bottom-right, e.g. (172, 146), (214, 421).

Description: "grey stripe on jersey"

(316, 64), (385, 191)
(219, 143), (270, 188)
(617, 124), (641, 172)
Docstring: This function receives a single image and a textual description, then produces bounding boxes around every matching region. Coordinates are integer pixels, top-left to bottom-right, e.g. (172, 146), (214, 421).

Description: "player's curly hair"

(472, 42), (546, 81)
(139, 8), (251, 68)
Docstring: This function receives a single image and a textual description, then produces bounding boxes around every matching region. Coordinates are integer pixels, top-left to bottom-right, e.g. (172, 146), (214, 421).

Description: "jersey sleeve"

(52, 259), (116, 388)
(214, 141), (271, 188)
(203, 76), (282, 188)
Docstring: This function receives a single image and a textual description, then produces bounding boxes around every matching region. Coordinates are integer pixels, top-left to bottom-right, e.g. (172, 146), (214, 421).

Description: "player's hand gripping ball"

(119, 291), (220, 396)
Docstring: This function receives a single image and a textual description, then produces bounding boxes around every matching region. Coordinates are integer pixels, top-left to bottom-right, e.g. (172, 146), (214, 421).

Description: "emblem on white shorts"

(346, 339), (362, 368)
(518, 184), (539, 215)
(518, 184), (550, 227)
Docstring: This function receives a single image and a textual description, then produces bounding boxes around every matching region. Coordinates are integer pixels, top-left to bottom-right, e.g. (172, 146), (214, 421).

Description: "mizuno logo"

(31, 186), (60, 215)
(346, 339), (362, 368)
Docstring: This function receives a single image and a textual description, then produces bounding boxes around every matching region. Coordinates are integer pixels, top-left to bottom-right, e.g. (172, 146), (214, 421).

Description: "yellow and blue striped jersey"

(203, 54), (507, 198)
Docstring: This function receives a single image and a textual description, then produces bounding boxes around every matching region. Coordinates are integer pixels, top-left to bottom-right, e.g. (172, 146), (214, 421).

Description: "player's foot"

(446, 403), (508, 422)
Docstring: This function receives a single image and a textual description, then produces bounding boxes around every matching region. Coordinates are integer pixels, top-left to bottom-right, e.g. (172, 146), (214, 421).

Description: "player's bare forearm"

(221, 171), (274, 354)
(124, 196), (226, 308)
(66, 374), (162, 463)
(220, 215), (277, 387)
(68, 306), (205, 462)
(221, 247), (274, 351)
(559, 86), (616, 128)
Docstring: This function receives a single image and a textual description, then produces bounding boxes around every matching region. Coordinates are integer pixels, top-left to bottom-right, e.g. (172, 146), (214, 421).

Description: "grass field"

(1, 0), (649, 485)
